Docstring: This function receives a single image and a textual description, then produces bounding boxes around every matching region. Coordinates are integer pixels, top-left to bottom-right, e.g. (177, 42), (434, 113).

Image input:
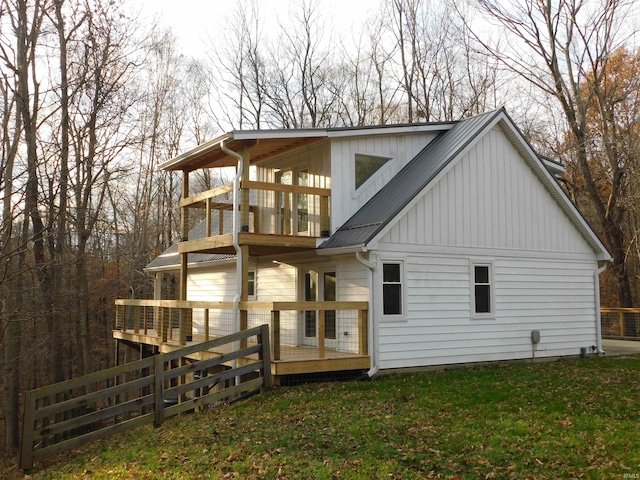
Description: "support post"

(318, 310), (325, 359)
(358, 309), (368, 355)
(180, 171), (189, 302)
(258, 324), (273, 389)
(271, 310), (281, 361)
(240, 245), (249, 348)
(619, 311), (625, 337)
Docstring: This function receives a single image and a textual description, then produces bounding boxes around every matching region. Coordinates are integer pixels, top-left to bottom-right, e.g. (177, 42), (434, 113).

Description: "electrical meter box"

(531, 330), (541, 344)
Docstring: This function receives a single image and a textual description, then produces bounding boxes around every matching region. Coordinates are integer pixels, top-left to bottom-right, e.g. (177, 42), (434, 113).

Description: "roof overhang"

(159, 123), (456, 172)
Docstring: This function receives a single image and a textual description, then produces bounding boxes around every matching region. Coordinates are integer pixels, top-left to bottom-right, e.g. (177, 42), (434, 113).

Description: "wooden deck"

(114, 328), (371, 377)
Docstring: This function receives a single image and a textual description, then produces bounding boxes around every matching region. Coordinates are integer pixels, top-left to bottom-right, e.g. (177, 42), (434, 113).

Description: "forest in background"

(1, 0), (639, 454)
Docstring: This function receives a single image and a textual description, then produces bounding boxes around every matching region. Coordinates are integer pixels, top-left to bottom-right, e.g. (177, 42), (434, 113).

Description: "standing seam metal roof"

(319, 108), (504, 250)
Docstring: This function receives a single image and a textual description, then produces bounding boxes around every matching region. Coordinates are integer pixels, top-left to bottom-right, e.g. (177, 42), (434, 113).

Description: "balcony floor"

(113, 329), (370, 377)
(177, 232), (321, 256)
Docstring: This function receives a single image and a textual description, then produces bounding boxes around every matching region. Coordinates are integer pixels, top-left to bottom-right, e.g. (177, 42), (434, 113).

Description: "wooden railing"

(115, 299), (368, 360)
(601, 308), (640, 339)
(20, 325), (272, 472)
(179, 180), (331, 238)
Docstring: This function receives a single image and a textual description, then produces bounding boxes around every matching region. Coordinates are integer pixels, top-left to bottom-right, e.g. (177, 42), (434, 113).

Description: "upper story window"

(355, 153), (391, 189)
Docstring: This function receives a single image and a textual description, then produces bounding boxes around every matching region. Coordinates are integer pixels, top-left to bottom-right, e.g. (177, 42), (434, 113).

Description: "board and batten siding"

(380, 126), (594, 254)
(373, 125), (600, 369)
(330, 132), (437, 232)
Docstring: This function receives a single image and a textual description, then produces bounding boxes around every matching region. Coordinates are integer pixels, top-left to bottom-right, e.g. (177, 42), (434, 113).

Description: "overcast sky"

(134, 0), (380, 54)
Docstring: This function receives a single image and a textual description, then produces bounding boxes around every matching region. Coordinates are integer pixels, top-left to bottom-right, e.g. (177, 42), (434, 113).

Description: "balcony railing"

(179, 181), (331, 239)
(115, 300), (368, 363)
(601, 308), (640, 338)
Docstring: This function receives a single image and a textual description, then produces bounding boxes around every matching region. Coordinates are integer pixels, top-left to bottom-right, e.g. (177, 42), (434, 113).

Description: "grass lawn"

(3, 356), (640, 479)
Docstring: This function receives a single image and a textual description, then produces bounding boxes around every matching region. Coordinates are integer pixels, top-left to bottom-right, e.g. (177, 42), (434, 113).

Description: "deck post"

(358, 309), (368, 355)
(161, 307), (170, 343)
(320, 195), (330, 236)
(180, 171), (189, 301)
(271, 310), (281, 361)
(318, 310), (325, 358)
(204, 308), (210, 341)
(239, 245), (249, 348)
(205, 197), (212, 237)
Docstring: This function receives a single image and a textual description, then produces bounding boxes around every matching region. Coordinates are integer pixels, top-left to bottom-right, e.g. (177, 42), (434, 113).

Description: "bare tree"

(473, 0), (638, 308)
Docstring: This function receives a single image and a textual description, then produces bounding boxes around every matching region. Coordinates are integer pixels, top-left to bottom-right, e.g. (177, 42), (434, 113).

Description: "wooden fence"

(20, 325), (272, 472)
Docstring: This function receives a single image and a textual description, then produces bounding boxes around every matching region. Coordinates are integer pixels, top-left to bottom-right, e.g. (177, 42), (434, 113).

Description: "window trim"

(380, 260), (406, 322)
(470, 259), (495, 320)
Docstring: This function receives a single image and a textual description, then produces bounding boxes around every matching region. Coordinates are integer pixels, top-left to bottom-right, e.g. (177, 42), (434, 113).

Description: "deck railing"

(115, 299), (368, 361)
(179, 180), (331, 238)
(601, 308), (640, 339)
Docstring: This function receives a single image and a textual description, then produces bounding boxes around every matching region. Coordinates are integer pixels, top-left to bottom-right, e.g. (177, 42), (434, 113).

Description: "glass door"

(301, 269), (337, 349)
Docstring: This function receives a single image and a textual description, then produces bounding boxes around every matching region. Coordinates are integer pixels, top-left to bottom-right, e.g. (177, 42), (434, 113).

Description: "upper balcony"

(178, 179), (331, 256)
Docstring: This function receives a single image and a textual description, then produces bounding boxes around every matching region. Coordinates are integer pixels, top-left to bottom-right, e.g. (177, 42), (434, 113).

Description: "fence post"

(19, 390), (37, 472)
(258, 324), (273, 389)
(619, 311), (625, 337)
(154, 354), (165, 427)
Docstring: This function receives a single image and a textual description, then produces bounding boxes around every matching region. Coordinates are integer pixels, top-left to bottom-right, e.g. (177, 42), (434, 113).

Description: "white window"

(382, 262), (403, 316)
(471, 261), (494, 318)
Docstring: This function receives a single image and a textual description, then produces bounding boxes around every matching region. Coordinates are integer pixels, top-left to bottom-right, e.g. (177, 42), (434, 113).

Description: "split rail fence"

(20, 325), (272, 472)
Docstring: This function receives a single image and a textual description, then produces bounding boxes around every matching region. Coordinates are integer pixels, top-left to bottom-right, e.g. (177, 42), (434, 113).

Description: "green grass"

(4, 356), (640, 479)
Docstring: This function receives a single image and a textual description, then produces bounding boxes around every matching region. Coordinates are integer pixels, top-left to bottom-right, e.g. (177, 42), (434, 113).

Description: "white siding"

(186, 261), (297, 339)
(331, 133), (437, 231)
(371, 125), (600, 369)
(381, 127), (594, 255)
(375, 253), (598, 369)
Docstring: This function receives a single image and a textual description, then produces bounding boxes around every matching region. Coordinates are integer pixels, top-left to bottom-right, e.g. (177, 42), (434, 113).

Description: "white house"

(131, 107), (611, 378)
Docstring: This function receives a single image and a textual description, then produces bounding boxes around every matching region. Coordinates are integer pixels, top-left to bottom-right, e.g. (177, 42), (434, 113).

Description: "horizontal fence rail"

(601, 308), (640, 339)
(115, 300), (368, 362)
(20, 325), (271, 472)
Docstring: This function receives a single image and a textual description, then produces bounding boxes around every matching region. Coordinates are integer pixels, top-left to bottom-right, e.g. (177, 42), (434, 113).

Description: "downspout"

(356, 250), (379, 378)
(594, 263), (607, 355)
(220, 139), (244, 353)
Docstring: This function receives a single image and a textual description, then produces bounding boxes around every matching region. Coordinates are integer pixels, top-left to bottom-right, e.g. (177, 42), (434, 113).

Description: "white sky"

(134, 0), (380, 55)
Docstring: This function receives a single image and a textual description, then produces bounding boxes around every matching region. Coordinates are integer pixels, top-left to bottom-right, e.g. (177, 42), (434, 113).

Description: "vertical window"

(382, 263), (402, 315)
(355, 153), (391, 189)
(304, 272), (317, 338)
(247, 271), (256, 298)
(472, 263), (493, 316)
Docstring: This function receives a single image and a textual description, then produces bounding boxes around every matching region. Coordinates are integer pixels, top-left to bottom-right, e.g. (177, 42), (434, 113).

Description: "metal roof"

(319, 109), (504, 250)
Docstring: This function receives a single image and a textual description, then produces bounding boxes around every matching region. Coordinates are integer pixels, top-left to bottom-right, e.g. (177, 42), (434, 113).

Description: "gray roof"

(320, 108), (504, 249)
